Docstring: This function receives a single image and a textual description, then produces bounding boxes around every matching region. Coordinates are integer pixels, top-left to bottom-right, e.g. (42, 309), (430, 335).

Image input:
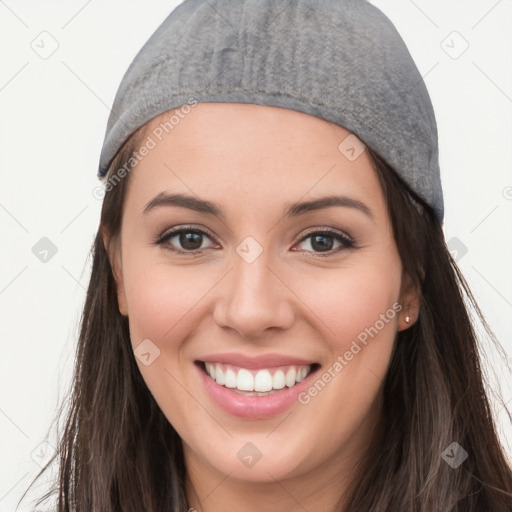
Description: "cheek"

(122, 255), (216, 344)
(295, 259), (402, 346)
(284, 264), (401, 469)
(291, 258), (401, 415)
(120, 256), (214, 432)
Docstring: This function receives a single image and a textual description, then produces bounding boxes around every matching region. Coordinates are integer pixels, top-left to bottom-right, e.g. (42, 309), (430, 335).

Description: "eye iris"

(180, 231), (202, 250)
(311, 234), (333, 252)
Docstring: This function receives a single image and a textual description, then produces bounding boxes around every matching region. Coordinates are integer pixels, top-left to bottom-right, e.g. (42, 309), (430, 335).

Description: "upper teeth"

(204, 362), (311, 392)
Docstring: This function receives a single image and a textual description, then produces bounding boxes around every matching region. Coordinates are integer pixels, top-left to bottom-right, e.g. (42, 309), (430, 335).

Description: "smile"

(196, 357), (321, 418)
(203, 362), (313, 395)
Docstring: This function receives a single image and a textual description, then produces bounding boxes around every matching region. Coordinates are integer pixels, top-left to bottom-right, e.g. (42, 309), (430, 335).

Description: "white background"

(1, 1), (511, 510)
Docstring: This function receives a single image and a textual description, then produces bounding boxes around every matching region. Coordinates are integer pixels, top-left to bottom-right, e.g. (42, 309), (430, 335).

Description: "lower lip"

(197, 363), (318, 419)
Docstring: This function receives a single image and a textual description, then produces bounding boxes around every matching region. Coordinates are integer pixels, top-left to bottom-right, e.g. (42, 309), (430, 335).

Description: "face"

(107, 103), (419, 495)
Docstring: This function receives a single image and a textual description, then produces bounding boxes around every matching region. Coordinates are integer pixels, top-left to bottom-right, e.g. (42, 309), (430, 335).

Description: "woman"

(23, 0), (512, 510)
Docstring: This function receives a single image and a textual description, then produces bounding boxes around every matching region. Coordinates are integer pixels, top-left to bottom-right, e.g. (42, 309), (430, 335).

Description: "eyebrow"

(283, 195), (373, 220)
(143, 192), (374, 221)
(143, 192), (225, 218)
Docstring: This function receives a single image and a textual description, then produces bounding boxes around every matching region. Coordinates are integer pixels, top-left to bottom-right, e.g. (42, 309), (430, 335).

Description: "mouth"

(195, 357), (321, 418)
(197, 361), (321, 397)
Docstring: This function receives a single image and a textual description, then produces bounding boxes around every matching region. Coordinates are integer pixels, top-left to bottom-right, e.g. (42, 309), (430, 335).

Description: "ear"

(398, 272), (421, 331)
(102, 228), (129, 316)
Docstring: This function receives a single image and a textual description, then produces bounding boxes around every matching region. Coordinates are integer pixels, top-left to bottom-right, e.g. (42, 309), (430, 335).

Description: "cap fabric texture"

(98, 0), (444, 223)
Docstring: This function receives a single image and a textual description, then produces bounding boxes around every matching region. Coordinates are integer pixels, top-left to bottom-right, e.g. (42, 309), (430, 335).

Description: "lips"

(195, 353), (320, 418)
(200, 352), (317, 369)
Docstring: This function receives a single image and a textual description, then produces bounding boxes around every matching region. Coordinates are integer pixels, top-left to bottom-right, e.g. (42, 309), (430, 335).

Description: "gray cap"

(98, 0), (444, 223)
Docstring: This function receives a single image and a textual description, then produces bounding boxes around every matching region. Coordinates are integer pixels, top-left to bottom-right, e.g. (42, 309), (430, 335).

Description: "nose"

(212, 248), (295, 339)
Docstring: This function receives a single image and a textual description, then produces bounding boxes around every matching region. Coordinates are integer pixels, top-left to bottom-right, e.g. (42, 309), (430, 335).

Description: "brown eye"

(310, 234), (334, 252)
(156, 227), (219, 254)
(294, 229), (355, 254)
(179, 231), (203, 250)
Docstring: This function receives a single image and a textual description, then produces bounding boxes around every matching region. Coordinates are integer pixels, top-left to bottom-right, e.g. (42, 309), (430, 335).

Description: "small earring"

(405, 315), (411, 324)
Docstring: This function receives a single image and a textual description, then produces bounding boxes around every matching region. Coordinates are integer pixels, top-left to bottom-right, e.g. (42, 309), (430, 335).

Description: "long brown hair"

(21, 127), (512, 511)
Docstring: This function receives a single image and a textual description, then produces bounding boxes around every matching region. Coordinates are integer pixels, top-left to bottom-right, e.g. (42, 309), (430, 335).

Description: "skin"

(105, 103), (420, 512)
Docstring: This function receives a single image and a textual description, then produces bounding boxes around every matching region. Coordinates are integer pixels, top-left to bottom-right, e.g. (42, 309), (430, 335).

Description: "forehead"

(124, 103), (386, 219)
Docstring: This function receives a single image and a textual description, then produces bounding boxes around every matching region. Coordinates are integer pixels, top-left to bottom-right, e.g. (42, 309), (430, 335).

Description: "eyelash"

(154, 225), (356, 256)
(294, 228), (356, 256)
